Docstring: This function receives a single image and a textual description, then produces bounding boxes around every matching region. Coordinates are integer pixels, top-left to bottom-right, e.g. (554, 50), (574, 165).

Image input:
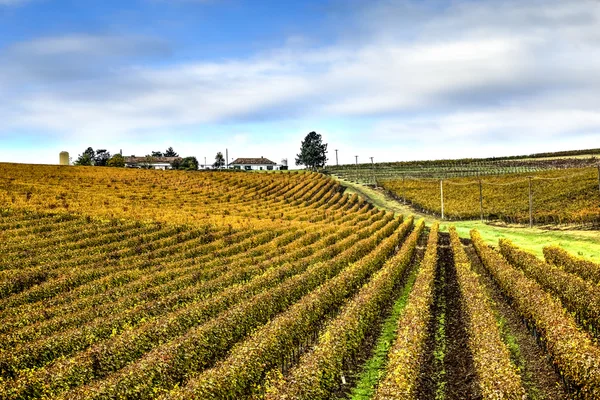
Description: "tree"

(164, 147), (179, 157)
(95, 149), (111, 166)
(170, 158), (181, 170)
(213, 152), (225, 169)
(295, 131), (328, 170)
(74, 147), (95, 166)
(74, 153), (93, 166)
(151, 151), (163, 157)
(107, 154), (125, 167)
(179, 157), (199, 171)
(83, 147), (95, 160)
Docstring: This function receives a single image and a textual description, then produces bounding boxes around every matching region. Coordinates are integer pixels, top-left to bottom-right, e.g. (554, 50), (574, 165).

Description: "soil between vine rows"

(417, 232), (479, 400)
(462, 239), (569, 400)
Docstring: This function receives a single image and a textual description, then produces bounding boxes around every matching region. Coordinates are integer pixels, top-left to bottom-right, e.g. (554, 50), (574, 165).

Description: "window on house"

(267, 166), (273, 170)
(245, 166), (251, 170)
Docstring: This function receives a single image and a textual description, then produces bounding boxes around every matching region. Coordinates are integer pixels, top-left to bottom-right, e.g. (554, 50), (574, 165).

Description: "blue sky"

(1, 0), (599, 166)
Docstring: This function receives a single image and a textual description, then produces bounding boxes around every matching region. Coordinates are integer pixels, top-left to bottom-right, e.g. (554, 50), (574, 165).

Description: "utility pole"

(204, 156), (206, 169)
(528, 176), (533, 228)
(335, 149), (339, 166)
(370, 157), (375, 187)
(226, 148), (229, 169)
(355, 155), (359, 182)
(479, 178), (484, 223)
(440, 179), (444, 220)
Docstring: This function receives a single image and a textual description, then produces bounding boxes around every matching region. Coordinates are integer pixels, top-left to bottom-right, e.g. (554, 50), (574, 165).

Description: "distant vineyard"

(329, 154), (599, 184)
(381, 167), (600, 225)
(0, 164), (598, 399)
(0, 163), (357, 228)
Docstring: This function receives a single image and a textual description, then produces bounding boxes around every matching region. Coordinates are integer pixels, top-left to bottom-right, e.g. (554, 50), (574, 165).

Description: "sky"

(1, 0), (599, 166)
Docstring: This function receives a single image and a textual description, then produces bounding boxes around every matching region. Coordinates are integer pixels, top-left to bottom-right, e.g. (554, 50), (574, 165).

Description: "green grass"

(495, 315), (542, 400)
(335, 177), (600, 261)
(349, 263), (420, 400)
(433, 262), (447, 400)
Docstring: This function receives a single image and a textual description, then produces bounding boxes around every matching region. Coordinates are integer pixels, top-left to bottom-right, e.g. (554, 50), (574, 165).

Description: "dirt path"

(417, 232), (479, 400)
(463, 240), (569, 400)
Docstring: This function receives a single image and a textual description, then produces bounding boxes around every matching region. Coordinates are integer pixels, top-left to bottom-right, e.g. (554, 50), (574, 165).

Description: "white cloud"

(2, 0), (600, 164)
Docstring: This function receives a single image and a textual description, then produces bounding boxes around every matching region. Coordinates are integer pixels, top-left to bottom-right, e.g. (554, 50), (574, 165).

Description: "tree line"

(72, 131), (329, 171)
(73, 146), (225, 171)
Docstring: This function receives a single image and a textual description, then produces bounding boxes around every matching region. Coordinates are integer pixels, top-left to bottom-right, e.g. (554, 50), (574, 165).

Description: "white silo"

(59, 151), (70, 165)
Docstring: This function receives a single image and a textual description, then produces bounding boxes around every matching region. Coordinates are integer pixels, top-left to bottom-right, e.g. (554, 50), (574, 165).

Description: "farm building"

(124, 156), (181, 170)
(231, 157), (286, 171)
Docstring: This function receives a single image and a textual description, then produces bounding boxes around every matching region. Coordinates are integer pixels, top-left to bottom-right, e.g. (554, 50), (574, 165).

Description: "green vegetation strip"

(334, 176), (600, 262)
(349, 261), (420, 400)
(496, 315), (542, 400)
(433, 260), (447, 400)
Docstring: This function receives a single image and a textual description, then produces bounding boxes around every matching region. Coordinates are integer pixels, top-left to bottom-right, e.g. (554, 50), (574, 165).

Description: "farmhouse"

(231, 157), (286, 171)
(124, 156), (181, 170)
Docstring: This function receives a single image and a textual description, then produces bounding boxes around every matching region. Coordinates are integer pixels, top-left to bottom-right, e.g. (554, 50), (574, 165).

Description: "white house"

(231, 157), (286, 171)
(124, 156), (181, 170)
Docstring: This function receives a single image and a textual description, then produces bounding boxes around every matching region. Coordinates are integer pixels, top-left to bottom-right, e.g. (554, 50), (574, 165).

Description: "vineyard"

(380, 167), (600, 225)
(328, 151), (600, 185)
(0, 164), (599, 399)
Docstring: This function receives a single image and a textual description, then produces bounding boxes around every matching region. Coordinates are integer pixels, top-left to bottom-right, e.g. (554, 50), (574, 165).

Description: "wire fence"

(376, 166), (600, 227)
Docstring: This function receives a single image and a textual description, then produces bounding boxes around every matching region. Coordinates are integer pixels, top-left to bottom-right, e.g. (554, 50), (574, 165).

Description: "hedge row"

(0, 224), (264, 326)
(0, 224), (229, 308)
(156, 218), (415, 400)
(472, 230), (600, 399)
(544, 246), (600, 285)
(0, 226), (308, 349)
(2, 208), (380, 347)
(372, 222), (438, 400)
(4, 217), (403, 400)
(499, 239), (600, 336)
(264, 219), (425, 399)
(449, 227), (525, 399)
(0, 213), (391, 386)
(0, 226), (260, 332)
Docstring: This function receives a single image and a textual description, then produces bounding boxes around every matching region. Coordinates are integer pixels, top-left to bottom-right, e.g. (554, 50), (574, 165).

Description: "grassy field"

(337, 177), (600, 261)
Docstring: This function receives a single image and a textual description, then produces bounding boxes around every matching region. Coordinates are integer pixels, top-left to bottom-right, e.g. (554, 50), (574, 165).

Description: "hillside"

(1, 164), (599, 399)
(380, 167), (600, 226)
(328, 148), (600, 184)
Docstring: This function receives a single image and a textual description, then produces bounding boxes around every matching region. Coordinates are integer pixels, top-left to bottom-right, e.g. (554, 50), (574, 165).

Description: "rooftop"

(124, 156), (181, 164)
(231, 157), (277, 165)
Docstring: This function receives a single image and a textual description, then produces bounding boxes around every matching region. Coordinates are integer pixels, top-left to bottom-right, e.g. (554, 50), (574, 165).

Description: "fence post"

(528, 176), (533, 228)
(402, 176), (406, 204)
(479, 179), (483, 222)
(440, 179), (444, 220)
(597, 164), (600, 196)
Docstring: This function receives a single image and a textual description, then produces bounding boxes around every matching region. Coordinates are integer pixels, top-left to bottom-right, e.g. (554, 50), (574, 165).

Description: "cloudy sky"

(1, 0), (599, 166)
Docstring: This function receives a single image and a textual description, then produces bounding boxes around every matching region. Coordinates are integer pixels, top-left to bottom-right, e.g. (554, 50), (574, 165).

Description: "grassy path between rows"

(349, 260), (419, 400)
(336, 177), (600, 260)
